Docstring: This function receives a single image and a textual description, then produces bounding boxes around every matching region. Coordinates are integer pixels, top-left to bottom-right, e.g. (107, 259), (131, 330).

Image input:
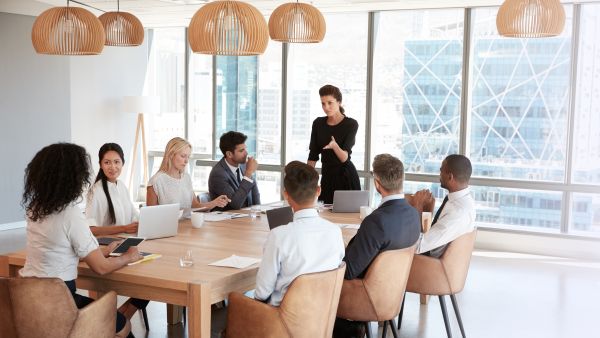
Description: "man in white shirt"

(254, 161), (345, 306)
(415, 154), (476, 257)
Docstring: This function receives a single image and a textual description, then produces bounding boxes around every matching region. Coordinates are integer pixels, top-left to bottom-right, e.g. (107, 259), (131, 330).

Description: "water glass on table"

(179, 249), (194, 268)
(316, 200), (325, 212)
(421, 212), (432, 233)
(250, 205), (261, 220)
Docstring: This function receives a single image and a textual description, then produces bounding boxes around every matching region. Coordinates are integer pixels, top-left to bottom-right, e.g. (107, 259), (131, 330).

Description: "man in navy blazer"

(208, 131), (261, 211)
(343, 153), (420, 280)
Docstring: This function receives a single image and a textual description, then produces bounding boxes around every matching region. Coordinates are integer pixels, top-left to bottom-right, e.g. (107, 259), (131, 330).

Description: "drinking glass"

(179, 249), (194, 267)
(250, 205), (261, 220)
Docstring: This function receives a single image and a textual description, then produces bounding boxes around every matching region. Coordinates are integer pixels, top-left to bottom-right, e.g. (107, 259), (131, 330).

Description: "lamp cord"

(68, 0), (107, 13)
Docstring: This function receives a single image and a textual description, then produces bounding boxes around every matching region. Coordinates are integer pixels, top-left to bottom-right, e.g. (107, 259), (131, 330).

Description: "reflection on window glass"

(471, 186), (562, 231)
(256, 171), (282, 203)
(372, 9), (464, 174)
(188, 53), (213, 155)
(191, 165), (212, 192)
(215, 56), (258, 159)
(469, 7), (573, 182)
(144, 28), (186, 151)
(572, 4), (600, 185)
(257, 42), (282, 165)
(570, 193), (600, 235)
(286, 13), (368, 170)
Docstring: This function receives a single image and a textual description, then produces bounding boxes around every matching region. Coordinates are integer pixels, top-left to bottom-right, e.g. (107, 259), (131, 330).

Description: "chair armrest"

(226, 292), (288, 338)
(69, 291), (116, 338)
(336, 279), (378, 322)
(406, 254), (451, 295)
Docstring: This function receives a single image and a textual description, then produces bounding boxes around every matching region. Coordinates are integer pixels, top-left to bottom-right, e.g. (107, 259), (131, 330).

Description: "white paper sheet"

(204, 212), (249, 222)
(337, 223), (360, 229)
(208, 255), (261, 269)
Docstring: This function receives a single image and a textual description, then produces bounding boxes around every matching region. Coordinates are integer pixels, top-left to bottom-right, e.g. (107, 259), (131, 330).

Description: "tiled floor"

(126, 250), (600, 338)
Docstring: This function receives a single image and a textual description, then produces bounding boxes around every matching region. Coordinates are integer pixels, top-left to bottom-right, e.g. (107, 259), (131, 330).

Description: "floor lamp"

(122, 96), (160, 200)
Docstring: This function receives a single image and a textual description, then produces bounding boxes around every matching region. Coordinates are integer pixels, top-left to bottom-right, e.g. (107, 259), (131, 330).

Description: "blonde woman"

(147, 137), (229, 218)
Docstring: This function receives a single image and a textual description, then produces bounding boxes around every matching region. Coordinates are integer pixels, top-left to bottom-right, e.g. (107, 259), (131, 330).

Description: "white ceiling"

(0, 0), (584, 27)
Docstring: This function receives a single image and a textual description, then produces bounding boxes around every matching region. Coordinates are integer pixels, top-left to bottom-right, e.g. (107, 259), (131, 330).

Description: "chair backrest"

(439, 230), (477, 293)
(337, 246), (416, 322)
(278, 263), (346, 338)
(1, 277), (115, 338)
(0, 278), (17, 338)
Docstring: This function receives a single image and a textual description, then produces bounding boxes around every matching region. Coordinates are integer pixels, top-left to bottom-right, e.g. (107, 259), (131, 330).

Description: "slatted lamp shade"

(496, 0), (566, 38)
(268, 2), (326, 43)
(31, 6), (105, 55)
(99, 11), (144, 46)
(188, 0), (269, 56)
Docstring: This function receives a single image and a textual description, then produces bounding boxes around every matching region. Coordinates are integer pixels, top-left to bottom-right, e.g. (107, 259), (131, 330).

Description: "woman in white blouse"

(20, 143), (141, 338)
(147, 137), (229, 217)
(86, 143), (138, 236)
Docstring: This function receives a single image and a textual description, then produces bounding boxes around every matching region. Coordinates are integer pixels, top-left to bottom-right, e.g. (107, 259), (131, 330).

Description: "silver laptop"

(266, 206), (294, 230)
(332, 190), (370, 213)
(137, 203), (180, 239)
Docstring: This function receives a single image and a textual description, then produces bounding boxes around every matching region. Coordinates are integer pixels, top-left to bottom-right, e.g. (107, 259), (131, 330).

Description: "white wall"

(0, 12), (149, 226)
(0, 12), (71, 224)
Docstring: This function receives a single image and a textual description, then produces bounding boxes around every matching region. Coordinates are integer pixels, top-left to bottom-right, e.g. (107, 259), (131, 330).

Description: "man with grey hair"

(343, 153), (421, 280)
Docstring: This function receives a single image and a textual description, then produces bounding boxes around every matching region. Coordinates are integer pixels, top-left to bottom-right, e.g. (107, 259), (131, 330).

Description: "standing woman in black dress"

(307, 84), (361, 204)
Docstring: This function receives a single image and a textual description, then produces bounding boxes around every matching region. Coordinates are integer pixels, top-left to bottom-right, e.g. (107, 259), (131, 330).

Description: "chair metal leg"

(439, 295), (453, 338)
(450, 294), (466, 338)
(141, 308), (150, 331)
(397, 292), (406, 330)
(388, 320), (399, 338)
(382, 320), (388, 337)
(182, 306), (186, 322)
(365, 322), (372, 338)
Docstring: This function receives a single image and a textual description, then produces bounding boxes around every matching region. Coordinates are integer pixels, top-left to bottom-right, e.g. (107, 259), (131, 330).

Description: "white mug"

(191, 212), (205, 228)
(359, 206), (373, 220)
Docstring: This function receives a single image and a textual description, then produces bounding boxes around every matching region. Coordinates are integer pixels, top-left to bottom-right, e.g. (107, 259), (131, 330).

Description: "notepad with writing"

(128, 252), (162, 266)
(208, 255), (261, 269)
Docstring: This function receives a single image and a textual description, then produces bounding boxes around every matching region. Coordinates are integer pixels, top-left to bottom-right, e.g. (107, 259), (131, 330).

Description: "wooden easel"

(128, 113), (148, 196)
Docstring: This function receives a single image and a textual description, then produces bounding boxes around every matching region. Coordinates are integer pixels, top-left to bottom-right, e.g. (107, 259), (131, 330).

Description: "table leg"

(0, 256), (8, 277)
(187, 282), (210, 338)
(167, 304), (184, 324)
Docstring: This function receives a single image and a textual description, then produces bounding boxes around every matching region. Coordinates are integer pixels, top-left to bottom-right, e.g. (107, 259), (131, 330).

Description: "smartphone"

(109, 237), (145, 257)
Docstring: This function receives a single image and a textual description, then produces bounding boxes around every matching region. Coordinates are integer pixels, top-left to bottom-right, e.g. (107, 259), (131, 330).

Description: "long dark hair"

(319, 84), (345, 115)
(95, 143), (125, 225)
(22, 143), (92, 222)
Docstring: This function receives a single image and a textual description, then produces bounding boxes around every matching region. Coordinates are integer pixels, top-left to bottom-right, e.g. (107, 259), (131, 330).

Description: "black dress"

(308, 116), (361, 204)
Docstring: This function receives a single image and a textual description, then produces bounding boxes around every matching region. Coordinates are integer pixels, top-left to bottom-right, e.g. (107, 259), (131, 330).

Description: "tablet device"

(97, 237), (121, 246)
(109, 237), (144, 256)
(266, 206), (294, 230)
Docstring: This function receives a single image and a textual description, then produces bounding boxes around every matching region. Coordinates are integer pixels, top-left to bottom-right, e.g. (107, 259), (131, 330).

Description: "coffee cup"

(191, 212), (205, 228)
(359, 206), (373, 220)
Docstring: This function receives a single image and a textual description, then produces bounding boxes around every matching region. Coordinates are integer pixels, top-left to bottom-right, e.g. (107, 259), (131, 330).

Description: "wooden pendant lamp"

(31, 1), (105, 55)
(188, 0), (269, 56)
(98, 0), (144, 46)
(268, 2), (326, 43)
(496, 0), (566, 38)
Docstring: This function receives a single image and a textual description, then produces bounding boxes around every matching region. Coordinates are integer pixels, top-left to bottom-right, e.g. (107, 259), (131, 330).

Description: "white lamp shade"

(122, 96), (160, 114)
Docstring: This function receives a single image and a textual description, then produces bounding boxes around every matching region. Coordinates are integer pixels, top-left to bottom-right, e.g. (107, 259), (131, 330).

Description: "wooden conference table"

(0, 208), (360, 338)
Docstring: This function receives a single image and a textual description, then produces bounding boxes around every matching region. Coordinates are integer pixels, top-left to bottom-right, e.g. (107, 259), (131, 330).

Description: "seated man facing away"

(343, 153), (421, 280)
(334, 154), (420, 338)
(254, 161), (345, 306)
(414, 154), (476, 258)
(208, 131), (260, 211)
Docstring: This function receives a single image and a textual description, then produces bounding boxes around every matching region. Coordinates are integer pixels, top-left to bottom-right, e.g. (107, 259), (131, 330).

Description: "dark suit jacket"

(208, 157), (261, 211)
(343, 198), (420, 280)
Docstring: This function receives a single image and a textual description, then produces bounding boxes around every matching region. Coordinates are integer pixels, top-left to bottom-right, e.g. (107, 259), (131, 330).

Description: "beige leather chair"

(0, 277), (121, 338)
(403, 230), (477, 338)
(225, 263), (346, 338)
(337, 246), (416, 338)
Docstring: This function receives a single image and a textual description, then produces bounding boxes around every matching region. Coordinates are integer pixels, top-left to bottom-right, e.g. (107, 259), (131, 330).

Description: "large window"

(286, 13), (368, 171)
(144, 28), (186, 151)
(144, 4), (600, 238)
(372, 9), (464, 174)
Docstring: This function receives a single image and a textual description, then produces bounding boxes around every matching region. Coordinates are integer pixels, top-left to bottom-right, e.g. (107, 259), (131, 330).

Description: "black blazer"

(343, 198), (420, 280)
(208, 157), (261, 211)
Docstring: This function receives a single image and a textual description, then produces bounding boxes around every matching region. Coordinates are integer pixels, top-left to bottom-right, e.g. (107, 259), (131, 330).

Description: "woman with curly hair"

(20, 143), (141, 338)
(147, 137), (229, 218)
(86, 143), (139, 236)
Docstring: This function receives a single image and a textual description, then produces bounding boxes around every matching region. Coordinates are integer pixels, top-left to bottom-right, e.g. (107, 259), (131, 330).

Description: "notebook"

(332, 190), (370, 213)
